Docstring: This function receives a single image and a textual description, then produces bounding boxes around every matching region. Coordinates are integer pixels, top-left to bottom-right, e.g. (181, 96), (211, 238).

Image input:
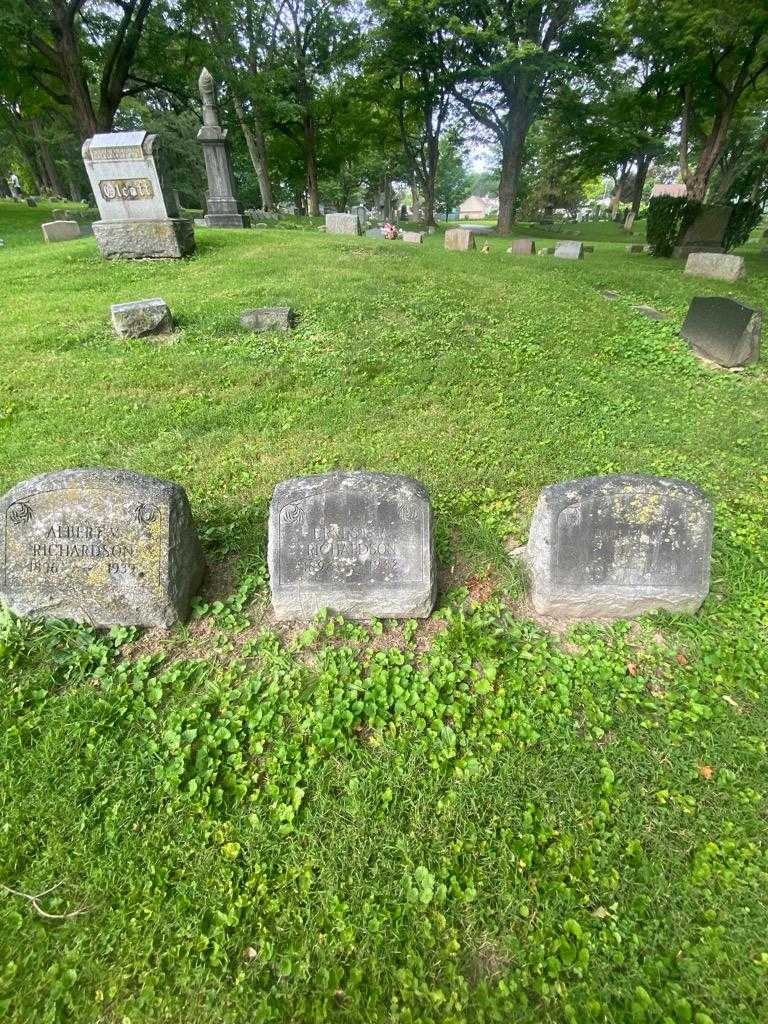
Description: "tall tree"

(443, 0), (602, 234)
(625, 0), (768, 201)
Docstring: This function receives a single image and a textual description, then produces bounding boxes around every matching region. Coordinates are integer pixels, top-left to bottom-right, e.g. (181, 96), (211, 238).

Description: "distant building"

(458, 195), (498, 220)
(650, 182), (687, 198)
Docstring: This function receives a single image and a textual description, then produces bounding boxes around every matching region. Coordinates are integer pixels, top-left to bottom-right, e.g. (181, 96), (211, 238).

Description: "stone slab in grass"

(111, 298), (173, 338)
(627, 244), (644, 253)
(522, 475), (713, 619)
(444, 228), (475, 252)
(554, 240), (583, 260)
(401, 231), (424, 244)
(0, 469), (204, 627)
(684, 251), (745, 282)
(240, 307), (295, 332)
(507, 239), (535, 255)
(325, 213), (360, 236)
(42, 220), (81, 243)
(681, 297), (761, 367)
(632, 304), (666, 321)
(268, 471), (436, 621)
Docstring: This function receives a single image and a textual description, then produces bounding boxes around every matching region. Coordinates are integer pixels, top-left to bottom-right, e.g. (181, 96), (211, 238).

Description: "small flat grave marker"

(523, 475), (713, 619)
(268, 471), (436, 620)
(240, 307), (295, 332)
(0, 469), (204, 627)
(684, 251), (745, 282)
(111, 298), (173, 338)
(681, 297), (761, 367)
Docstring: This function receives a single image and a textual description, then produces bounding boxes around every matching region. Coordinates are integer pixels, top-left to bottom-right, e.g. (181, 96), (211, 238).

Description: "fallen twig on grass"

(1, 881), (89, 920)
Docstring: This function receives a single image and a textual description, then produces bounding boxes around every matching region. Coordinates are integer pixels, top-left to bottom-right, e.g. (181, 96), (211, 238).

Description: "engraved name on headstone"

(268, 471), (436, 620)
(523, 475), (713, 619)
(0, 469), (204, 627)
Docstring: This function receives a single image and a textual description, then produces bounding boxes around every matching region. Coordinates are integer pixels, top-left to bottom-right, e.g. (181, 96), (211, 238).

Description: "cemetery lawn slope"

(1, 199), (768, 1024)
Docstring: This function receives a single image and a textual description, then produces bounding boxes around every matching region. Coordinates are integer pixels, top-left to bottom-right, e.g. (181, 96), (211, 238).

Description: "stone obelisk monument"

(197, 68), (249, 228)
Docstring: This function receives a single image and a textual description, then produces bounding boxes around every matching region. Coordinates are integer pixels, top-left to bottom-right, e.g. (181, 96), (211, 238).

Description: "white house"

(458, 195), (498, 220)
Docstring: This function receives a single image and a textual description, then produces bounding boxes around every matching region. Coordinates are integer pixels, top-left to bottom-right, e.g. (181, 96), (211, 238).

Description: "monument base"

(204, 213), (250, 228)
(93, 218), (195, 259)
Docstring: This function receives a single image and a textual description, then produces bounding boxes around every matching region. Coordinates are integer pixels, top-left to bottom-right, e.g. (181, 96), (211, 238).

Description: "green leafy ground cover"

(1, 200), (767, 1024)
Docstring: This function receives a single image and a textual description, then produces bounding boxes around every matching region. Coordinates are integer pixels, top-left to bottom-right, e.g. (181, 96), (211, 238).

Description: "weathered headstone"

(444, 228), (475, 252)
(675, 205), (733, 258)
(197, 69), (249, 228)
(554, 241), (584, 260)
(684, 251), (745, 283)
(623, 211), (636, 231)
(401, 230), (424, 244)
(82, 130), (194, 259)
(522, 475), (713, 619)
(507, 239), (535, 255)
(41, 220), (81, 243)
(681, 297), (761, 367)
(111, 298), (173, 339)
(240, 307), (295, 332)
(268, 471), (436, 620)
(366, 227), (384, 239)
(325, 213), (361, 236)
(0, 469), (204, 627)
(350, 205), (368, 229)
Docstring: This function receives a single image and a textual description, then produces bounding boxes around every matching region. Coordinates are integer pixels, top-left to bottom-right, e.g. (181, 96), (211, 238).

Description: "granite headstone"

(111, 298), (173, 339)
(401, 230), (424, 244)
(675, 205), (733, 258)
(42, 220), (81, 243)
(444, 228), (475, 252)
(240, 307), (295, 332)
(0, 469), (204, 627)
(684, 251), (745, 283)
(507, 239), (535, 255)
(554, 241), (584, 260)
(681, 297), (761, 367)
(523, 475), (713, 619)
(325, 213), (361, 236)
(82, 130), (195, 259)
(268, 471), (436, 620)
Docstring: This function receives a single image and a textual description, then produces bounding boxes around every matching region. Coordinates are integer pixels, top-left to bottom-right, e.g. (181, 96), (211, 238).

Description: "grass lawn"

(1, 199), (767, 1024)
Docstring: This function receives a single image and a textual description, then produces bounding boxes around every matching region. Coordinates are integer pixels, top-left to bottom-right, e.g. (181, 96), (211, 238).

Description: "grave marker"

(111, 298), (173, 339)
(684, 251), (745, 283)
(522, 475), (713, 619)
(402, 231), (424, 244)
(82, 130), (195, 258)
(42, 220), (81, 243)
(240, 307), (295, 332)
(681, 297), (761, 367)
(325, 213), (361, 236)
(268, 471), (436, 620)
(197, 69), (249, 228)
(0, 469), (204, 627)
(507, 239), (535, 255)
(554, 241), (584, 260)
(444, 228), (475, 252)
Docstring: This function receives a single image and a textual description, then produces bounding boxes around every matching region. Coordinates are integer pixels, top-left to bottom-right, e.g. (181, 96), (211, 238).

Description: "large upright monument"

(197, 68), (249, 228)
(82, 131), (195, 259)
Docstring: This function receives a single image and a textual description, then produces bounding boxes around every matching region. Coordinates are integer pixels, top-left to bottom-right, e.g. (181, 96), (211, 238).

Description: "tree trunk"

(232, 93), (274, 210)
(32, 119), (65, 196)
(382, 175), (392, 220)
(51, 0), (98, 139)
(631, 154), (651, 215)
(497, 123), (525, 235)
(303, 112), (320, 216)
(609, 163), (628, 218)
(683, 102), (737, 201)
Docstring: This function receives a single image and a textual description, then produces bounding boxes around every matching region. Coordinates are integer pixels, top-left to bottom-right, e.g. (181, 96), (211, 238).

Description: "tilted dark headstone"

(0, 469), (204, 627)
(111, 298), (173, 338)
(240, 307), (295, 332)
(681, 297), (761, 367)
(523, 475), (713, 619)
(674, 205), (733, 258)
(268, 471), (436, 620)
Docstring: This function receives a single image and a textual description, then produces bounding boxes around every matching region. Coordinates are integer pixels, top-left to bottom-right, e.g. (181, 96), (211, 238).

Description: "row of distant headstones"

(0, 469), (713, 631)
